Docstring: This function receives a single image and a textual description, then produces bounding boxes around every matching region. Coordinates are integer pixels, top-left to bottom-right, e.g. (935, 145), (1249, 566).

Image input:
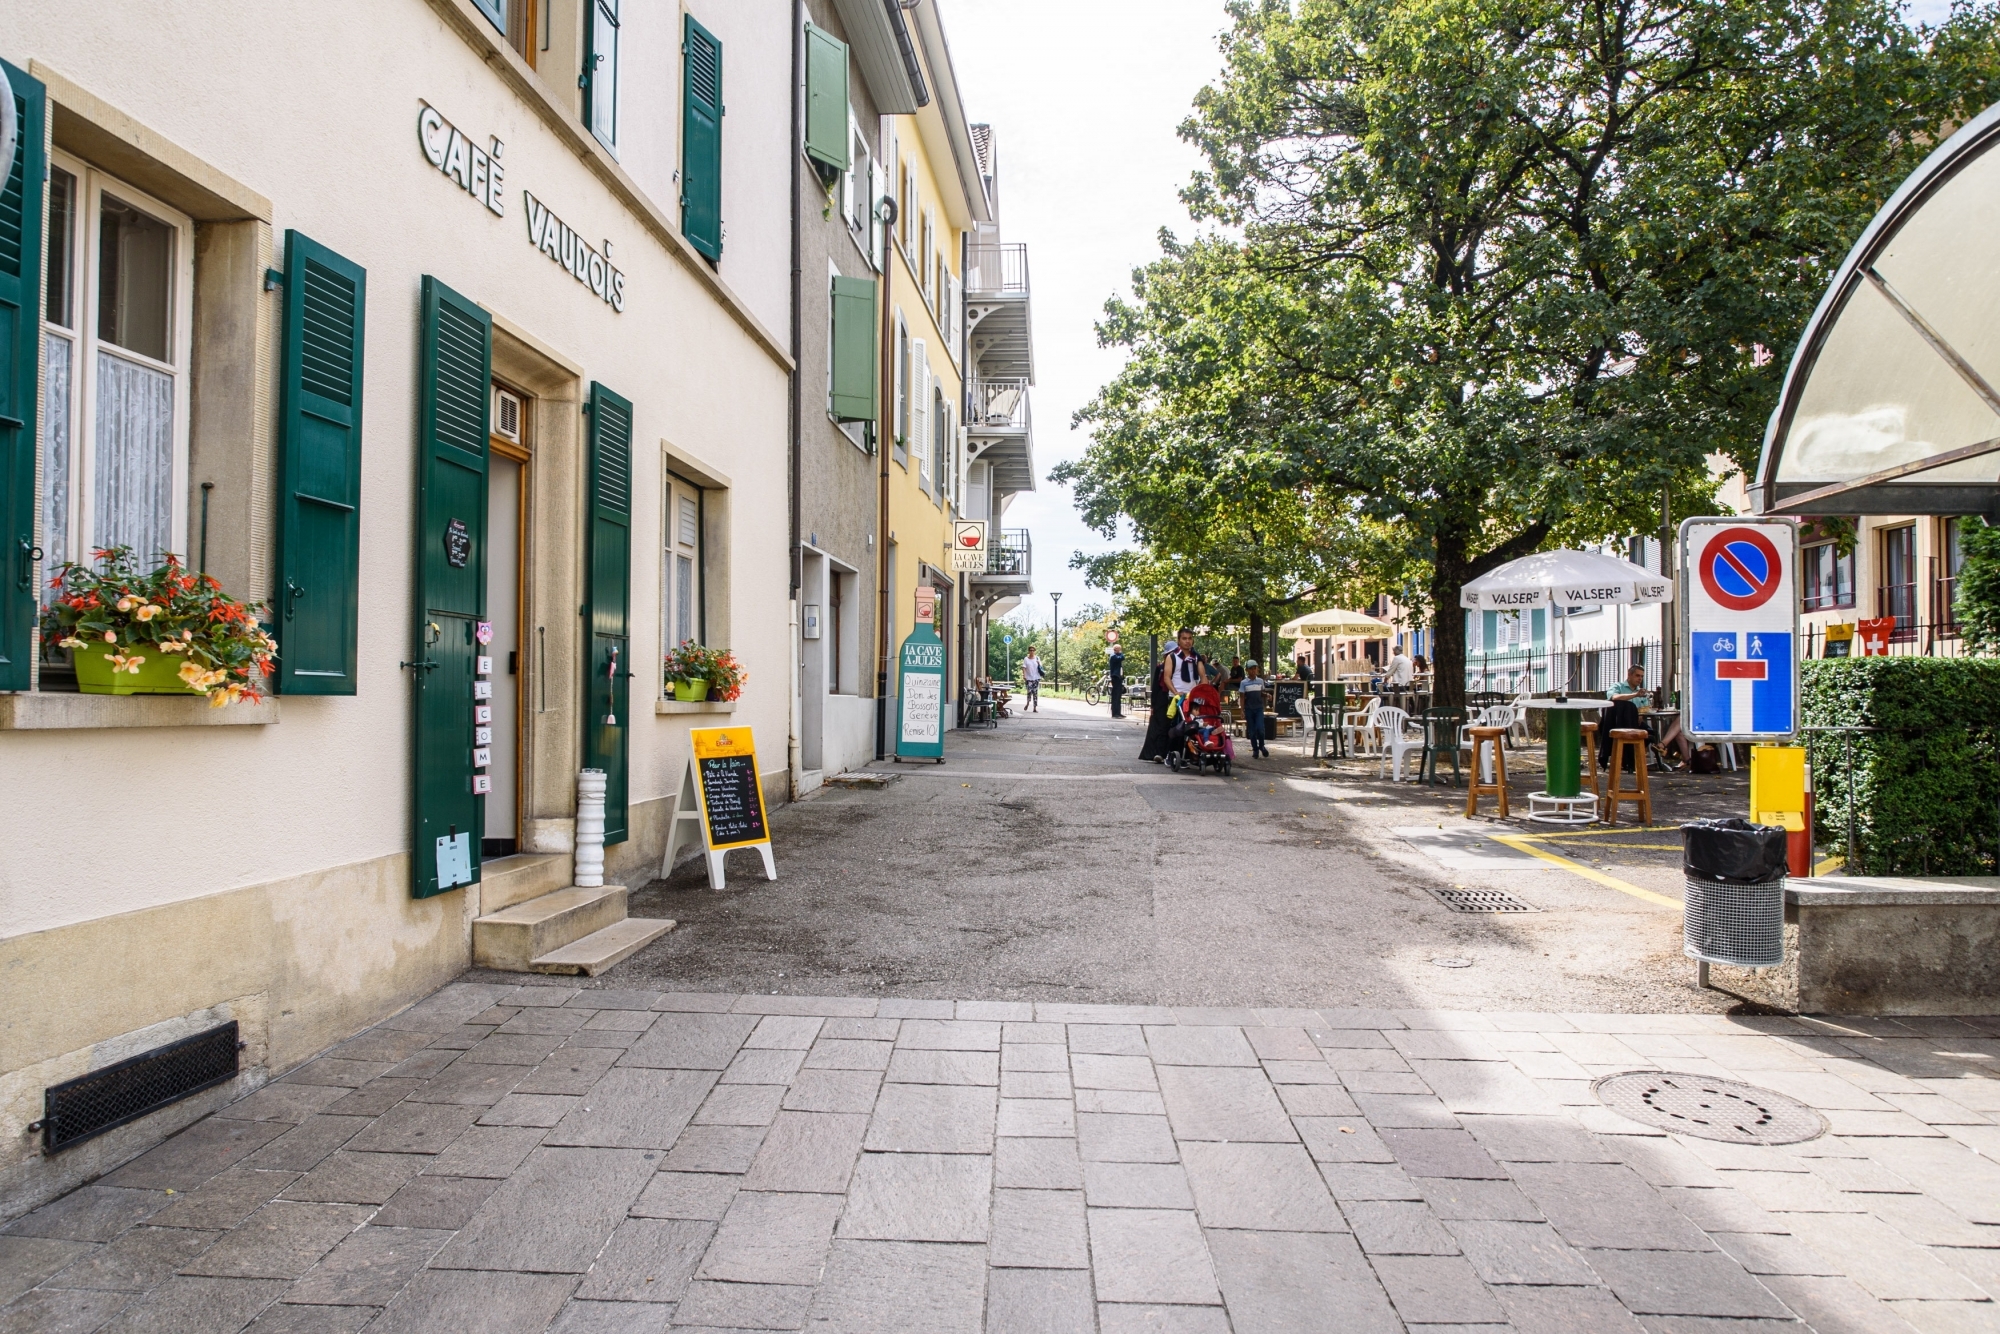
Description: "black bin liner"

(1682, 818), (1789, 885)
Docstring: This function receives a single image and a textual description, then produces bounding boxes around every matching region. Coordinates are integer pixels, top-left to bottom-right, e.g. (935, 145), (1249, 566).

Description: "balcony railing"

(968, 376), (1030, 431)
(985, 529), (1030, 577)
(965, 243), (1029, 296)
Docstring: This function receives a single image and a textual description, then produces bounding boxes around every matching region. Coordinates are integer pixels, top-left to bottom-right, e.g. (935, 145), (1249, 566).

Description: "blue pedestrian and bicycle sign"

(1680, 519), (1798, 740)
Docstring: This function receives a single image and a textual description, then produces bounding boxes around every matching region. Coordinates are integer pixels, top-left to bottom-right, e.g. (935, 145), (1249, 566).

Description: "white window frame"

(842, 114), (874, 264)
(912, 341), (930, 491)
(662, 471), (704, 681)
(41, 152), (195, 583)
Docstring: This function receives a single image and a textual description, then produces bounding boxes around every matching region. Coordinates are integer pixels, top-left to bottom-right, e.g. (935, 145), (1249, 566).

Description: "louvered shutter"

(412, 277), (491, 899)
(584, 382), (633, 845)
(682, 16), (723, 261)
(804, 25), (849, 171)
(276, 231), (365, 695)
(946, 271), (962, 354)
(0, 62), (45, 691)
(829, 275), (877, 422)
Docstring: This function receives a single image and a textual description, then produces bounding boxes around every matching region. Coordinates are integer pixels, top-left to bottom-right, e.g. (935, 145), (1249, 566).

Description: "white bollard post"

(575, 768), (607, 888)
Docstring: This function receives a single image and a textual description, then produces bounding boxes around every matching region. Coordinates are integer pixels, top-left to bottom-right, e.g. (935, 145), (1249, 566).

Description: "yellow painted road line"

(1489, 834), (1682, 909)
(1508, 827), (1677, 840)
(1813, 856), (1845, 876)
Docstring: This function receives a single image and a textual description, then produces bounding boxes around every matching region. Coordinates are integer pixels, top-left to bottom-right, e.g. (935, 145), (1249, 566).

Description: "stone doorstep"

(473, 885), (629, 971)
(530, 917), (677, 976)
(478, 851), (575, 914)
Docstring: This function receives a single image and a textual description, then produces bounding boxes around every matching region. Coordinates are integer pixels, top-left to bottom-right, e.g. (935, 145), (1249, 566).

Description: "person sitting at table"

(1601, 666), (1646, 768)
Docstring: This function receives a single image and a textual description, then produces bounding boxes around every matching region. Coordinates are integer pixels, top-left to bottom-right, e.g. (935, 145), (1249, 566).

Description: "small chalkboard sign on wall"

(661, 727), (776, 888)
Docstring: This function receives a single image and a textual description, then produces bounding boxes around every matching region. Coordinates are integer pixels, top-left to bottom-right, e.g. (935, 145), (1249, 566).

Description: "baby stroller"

(1168, 682), (1234, 776)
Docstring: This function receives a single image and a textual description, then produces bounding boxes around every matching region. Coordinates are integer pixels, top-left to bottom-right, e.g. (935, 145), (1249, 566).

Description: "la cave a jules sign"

(418, 103), (626, 313)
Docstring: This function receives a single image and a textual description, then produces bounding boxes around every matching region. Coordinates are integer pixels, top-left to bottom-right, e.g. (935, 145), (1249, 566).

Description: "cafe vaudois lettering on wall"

(0, 3), (794, 1217)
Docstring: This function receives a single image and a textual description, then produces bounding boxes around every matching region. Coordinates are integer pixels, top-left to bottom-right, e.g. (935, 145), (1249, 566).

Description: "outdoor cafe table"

(1524, 698), (1610, 824)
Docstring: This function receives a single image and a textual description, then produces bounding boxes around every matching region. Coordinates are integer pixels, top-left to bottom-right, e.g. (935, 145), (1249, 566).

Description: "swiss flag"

(1858, 617), (1895, 656)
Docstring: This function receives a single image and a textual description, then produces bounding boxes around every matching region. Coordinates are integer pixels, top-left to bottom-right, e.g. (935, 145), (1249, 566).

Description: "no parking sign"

(1679, 518), (1798, 740)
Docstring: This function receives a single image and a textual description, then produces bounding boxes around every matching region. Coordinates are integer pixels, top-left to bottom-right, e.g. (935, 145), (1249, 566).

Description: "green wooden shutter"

(584, 382), (632, 845)
(412, 276), (491, 899)
(0, 62), (46, 691)
(681, 15), (723, 261)
(804, 24), (849, 172)
(830, 275), (876, 422)
(275, 231), (365, 695)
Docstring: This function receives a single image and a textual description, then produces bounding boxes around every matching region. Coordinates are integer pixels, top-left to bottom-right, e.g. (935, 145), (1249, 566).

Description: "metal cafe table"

(1524, 697), (1611, 824)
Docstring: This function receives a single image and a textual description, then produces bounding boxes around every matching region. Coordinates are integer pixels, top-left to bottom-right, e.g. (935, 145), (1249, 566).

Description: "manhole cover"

(1427, 887), (1539, 913)
(1431, 957), (1473, 969)
(1593, 1071), (1826, 1145)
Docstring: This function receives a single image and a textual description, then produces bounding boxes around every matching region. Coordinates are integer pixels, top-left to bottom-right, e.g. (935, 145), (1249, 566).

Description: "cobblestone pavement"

(7, 980), (1999, 1333)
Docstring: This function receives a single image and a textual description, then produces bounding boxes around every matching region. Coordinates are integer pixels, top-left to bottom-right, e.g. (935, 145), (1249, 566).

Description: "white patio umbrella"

(1278, 608), (1395, 638)
(1459, 549), (1671, 610)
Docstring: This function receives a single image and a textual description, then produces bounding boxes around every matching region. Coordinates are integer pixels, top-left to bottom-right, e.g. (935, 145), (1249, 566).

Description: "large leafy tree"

(1061, 0), (2000, 710)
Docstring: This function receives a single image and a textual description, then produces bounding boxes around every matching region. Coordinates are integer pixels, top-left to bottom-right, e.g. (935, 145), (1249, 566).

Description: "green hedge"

(1800, 657), (2000, 876)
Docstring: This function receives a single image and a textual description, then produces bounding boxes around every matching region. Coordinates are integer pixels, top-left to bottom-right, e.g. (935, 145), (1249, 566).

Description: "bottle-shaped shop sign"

(896, 588), (946, 763)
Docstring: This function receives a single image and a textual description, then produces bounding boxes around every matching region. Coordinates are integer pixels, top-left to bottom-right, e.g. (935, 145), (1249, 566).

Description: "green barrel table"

(1526, 698), (1611, 824)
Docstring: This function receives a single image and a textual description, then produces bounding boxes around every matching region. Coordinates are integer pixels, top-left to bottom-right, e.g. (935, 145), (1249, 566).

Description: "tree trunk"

(1429, 537), (1470, 716)
(1248, 610), (1264, 669)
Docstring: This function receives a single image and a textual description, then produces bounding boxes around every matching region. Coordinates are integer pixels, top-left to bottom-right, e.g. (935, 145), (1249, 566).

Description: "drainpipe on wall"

(787, 0), (806, 797)
(876, 143), (895, 761)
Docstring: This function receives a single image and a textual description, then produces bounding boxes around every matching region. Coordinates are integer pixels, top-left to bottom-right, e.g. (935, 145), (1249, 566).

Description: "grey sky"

(942, 0), (1965, 636)
(943, 0), (1229, 633)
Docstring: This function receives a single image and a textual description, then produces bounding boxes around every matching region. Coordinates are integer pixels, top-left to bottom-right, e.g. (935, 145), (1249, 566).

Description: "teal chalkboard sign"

(895, 619), (946, 762)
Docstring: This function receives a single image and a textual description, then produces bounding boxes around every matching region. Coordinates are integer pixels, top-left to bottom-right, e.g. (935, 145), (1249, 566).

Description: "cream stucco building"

(0, 0), (797, 1216)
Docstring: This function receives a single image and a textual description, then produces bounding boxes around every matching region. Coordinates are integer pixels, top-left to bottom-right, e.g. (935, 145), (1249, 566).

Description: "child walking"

(1240, 659), (1270, 758)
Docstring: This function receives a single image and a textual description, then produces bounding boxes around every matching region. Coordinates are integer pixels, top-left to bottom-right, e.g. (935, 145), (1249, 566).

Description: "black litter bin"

(1681, 818), (1788, 968)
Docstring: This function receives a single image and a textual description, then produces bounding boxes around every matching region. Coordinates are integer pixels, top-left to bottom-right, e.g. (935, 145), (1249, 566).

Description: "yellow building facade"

(875, 12), (989, 723)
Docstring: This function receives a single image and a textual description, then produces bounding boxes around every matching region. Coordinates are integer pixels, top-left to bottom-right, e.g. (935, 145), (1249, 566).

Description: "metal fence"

(1465, 639), (1665, 694)
(1802, 619), (1971, 659)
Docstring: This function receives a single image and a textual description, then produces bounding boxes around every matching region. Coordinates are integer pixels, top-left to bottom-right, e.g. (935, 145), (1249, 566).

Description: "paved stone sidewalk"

(5, 983), (2000, 1334)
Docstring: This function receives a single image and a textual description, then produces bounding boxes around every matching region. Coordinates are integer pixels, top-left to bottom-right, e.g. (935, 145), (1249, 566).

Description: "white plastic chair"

(1507, 691), (1534, 747)
(1343, 695), (1381, 755)
(1376, 706), (1424, 781)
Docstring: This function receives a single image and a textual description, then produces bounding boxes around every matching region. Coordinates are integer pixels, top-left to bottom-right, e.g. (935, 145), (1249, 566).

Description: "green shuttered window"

(804, 25), (849, 172)
(830, 275), (877, 422)
(276, 231), (366, 695)
(0, 62), (46, 690)
(585, 382), (633, 845)
(682, 15), (723, 261)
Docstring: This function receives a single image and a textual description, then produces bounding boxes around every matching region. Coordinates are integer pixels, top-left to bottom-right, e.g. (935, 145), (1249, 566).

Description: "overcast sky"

(941, 0), (1960, 634)
(943, 0), (1230, 633)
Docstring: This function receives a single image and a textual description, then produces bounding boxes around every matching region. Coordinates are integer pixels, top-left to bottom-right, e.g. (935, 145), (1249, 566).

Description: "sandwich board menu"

(660, 726), (776, 889)
(895, 610), (946, 763)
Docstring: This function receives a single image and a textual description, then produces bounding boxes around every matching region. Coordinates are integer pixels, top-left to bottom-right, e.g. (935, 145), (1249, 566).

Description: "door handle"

(284, 580), (304, 620)
(17, 539), (42, 591)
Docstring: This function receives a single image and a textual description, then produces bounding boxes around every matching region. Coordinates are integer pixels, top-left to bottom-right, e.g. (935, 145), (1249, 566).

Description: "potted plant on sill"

(663, 641), (746, 703)
(40, 547), (277, 706)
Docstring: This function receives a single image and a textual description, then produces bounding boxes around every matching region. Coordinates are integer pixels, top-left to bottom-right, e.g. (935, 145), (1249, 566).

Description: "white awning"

(1278, 609), (1395, 638)
(1460, 550), (1671, 610)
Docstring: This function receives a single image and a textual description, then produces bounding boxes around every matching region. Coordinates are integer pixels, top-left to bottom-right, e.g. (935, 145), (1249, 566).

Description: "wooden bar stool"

(1603, 728), (1651, 825)
(1464, 725), (1509, 817)
(1580, 721), (1602, 795)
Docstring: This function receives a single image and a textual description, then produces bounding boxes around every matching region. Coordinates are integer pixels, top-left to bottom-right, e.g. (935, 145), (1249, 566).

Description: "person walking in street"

(1240, 659), (1270, 758)
(1022, 647), (1044, 711)
(1139, 652), (1173, 761)
(1107, 636), (1125, 719)
(1160, 626), (1219, 756)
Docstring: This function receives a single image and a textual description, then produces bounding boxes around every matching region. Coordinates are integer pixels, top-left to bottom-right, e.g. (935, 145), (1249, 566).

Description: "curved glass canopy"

(1754, 101), (2000, 518)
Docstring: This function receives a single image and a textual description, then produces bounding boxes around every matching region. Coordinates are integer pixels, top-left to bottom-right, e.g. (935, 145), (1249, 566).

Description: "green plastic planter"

(72, 647), (204, 696)
(672, 678), (711, 702)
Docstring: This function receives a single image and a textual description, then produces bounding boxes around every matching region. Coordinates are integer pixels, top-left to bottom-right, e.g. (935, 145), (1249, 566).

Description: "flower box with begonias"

(40, 547), (277, 706)
(663, 642), (745, 703)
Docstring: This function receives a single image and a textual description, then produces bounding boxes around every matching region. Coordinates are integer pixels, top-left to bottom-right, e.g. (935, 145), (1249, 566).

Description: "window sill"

(655, 699), (737, 715)
(0, 692), (280, 730)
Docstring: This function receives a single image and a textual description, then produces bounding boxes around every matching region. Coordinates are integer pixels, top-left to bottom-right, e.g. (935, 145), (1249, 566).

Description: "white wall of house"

(0, 0), (794, 1218)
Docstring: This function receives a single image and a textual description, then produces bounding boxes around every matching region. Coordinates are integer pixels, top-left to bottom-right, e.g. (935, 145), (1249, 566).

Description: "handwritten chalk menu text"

(691, 728), (770, 849)
(895, 616), (947, 761)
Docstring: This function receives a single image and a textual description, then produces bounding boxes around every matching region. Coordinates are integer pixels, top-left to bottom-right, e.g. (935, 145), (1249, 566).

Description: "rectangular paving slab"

(12, 988), (1999, 1334)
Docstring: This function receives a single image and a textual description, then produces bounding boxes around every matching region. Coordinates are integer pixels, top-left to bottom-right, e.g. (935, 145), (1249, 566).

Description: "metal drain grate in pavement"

(1594, 1071), (1826, 1145)
(1427, 886), (1539, 913)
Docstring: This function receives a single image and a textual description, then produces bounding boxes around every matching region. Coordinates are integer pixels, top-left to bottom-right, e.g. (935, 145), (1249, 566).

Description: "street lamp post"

(1050, 592), (1063, 695)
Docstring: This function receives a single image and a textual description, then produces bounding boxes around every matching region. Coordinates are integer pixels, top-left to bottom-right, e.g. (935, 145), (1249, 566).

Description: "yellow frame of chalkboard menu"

(661, 726), (777, 888)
